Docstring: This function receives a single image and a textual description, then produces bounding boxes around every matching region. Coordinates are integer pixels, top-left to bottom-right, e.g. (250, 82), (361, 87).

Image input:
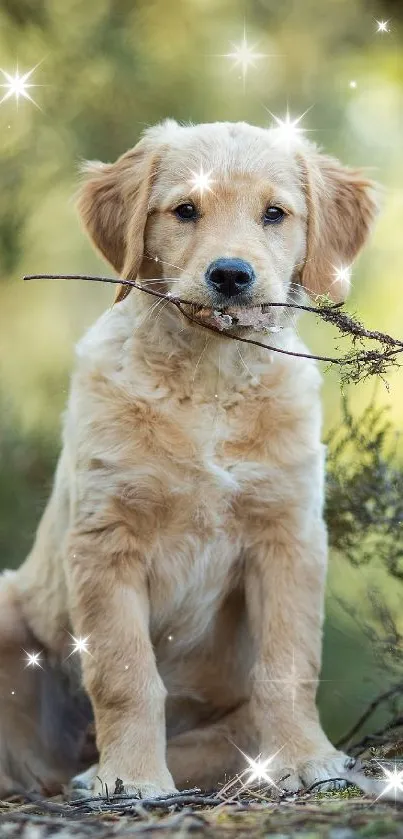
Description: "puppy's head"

(78, 120), (378, 329)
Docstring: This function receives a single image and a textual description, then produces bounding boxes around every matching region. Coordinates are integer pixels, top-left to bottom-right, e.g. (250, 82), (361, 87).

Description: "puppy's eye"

(263, 206), (285, 225)
(174, 202), (199, 221)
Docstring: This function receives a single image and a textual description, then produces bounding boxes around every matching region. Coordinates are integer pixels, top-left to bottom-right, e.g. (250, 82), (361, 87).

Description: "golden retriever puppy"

(0, 120), (377, 798)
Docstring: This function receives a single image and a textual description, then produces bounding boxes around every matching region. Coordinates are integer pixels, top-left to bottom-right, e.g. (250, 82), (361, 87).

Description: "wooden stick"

(23, 273), (403, 382)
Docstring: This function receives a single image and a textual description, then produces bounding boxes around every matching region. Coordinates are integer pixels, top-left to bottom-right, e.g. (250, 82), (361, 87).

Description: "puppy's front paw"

(94, 773), (177, 800)
(271, 749), (350, 794)
(69, 763), (99, 798)
(70, 762), (177, 800)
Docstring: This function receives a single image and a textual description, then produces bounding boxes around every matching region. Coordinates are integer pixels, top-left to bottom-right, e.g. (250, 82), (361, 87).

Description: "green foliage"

(0, 401), (58, 568)
(326, 398), (403, 578)
(326, 399), (403, 687)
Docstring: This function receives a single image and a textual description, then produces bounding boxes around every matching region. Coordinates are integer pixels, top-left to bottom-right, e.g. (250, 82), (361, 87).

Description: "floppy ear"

(299, 151), (378, 301)
(77, 138), (159, 303)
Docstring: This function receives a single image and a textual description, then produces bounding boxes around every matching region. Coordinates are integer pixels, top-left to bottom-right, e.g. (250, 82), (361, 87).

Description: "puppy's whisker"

(237, 345), (255, 379)
(139, 279), (182, 286)
(211, 348), (222, 432)
(192, 336), (211, 384)
(237, 346), (273, 395)
(154, 299), (171, 326)
(137, 277), (182, 284)
(145, 254), (186, 273)
(137, 297), (164, 328)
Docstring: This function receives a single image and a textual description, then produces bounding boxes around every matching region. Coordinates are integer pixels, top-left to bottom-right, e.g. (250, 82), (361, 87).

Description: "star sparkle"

(216, 742), (288, 801)
(188, 164), (215, 198)
(371, 761), (403, 803)
(244, 753), (280, 788)
(224, 26), (267, 88)
(376, 19), (390, 33)
(379, 763), (403, 797)
(332, 264), (352, 292)
(256, 649), (320, 718)
(0, 65), (40, 108)
(24, 650), (42, 669)
(268, 108), (309, 151)
(67, 634), (92, 658)
(382, 766), (403, 795)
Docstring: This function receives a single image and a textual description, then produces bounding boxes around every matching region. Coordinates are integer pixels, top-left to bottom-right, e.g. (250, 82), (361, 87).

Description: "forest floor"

(1, 785), (403, 839)
(2, 757), (403, 839)
(2, 721), (403, 839)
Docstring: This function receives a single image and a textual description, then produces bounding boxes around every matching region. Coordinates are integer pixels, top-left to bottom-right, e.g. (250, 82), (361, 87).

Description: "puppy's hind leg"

(0, 571), (91, 796)
(167, 702), (257, 792)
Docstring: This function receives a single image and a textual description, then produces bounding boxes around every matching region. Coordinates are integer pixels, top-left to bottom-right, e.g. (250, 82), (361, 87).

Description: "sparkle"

(371, 761), (403, 803)
(11, 690), (15, 696)
(24, 650), (42, 669)
(235, 743), (285, 792)
(67, 634), (92, 658)
(268, 108), (310, 151)
(224, 26), (267, 87)
(167, 635), (173, 642)
(376, 19), (390, 33)
(0, 65), (40, 108)
(380, 764), (403, 797)
(188, 164), (215, 198)
(349, 80), (357, 89)
(245, 754), (279, 787)
(257, 649), (319, 717)
(332, 264), (352, 291)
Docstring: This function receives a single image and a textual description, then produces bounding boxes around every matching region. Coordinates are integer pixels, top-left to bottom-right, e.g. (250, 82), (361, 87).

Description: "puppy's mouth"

(189, 304), (283, 334)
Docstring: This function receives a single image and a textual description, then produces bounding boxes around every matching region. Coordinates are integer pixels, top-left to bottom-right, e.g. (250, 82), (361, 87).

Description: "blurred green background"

(0, 0), (402, 743)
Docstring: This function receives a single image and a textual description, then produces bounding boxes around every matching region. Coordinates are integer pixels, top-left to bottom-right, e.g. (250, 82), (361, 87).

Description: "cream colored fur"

(0, 120), (377, 797)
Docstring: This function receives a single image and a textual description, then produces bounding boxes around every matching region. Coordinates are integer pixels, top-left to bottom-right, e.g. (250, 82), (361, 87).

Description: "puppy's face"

(78, 120), (378, 329)
(144, 123), (306, 313)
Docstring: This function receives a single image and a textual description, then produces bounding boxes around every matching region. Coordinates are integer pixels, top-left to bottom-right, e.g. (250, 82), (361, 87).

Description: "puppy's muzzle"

(206, 258), (255, 299)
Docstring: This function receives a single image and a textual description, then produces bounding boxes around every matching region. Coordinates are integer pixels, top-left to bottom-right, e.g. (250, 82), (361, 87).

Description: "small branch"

(68, 787), (202, 807)
(70, 792), (231, 814)
(336, 683), (403, 749)
(23, 273), (403, 384)
(18, 792), (76, 816)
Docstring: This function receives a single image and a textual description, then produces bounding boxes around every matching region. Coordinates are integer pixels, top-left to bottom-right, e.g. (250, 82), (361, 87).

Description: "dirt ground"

(1, 784), (403, 839)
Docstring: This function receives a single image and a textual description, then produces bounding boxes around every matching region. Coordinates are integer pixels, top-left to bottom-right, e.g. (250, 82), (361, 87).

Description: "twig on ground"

(70, 792), (226, 814)
(17, 792), (77, 817)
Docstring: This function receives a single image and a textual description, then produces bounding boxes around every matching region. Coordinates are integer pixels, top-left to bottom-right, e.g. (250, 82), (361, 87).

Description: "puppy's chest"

(129, 386), (297, 532)
(177, 385), (290, 477)
(119, 385), (310, 638)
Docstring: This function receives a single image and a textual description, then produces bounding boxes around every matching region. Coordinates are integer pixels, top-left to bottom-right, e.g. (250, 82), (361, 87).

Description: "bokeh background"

(0, 0), (402, 743)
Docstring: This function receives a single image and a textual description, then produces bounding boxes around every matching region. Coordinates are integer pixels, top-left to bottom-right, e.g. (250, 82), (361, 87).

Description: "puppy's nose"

(206, 258), (255, 298)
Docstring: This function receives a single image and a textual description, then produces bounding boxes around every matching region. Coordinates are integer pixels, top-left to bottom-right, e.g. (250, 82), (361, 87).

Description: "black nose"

(206, 258), (255, 298)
